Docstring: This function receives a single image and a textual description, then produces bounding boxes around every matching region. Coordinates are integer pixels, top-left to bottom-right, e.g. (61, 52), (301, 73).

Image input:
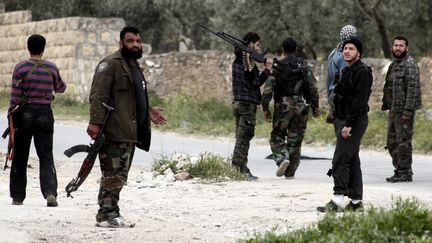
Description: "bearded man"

(382, 36), (422, 183)
(87, 26), (166, 227)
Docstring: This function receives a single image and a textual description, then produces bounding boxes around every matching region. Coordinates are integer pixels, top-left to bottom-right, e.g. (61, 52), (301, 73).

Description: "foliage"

(245, 197), (432, 243)
(1, 0), (431, 57)
(152, 152), (244, 181)
(187, 152), (244, 181)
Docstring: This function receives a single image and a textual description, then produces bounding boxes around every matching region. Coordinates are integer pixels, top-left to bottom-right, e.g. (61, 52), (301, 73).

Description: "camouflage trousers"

(232, 101), (257, 171)
(96, 141), (135, 222)
(386, 110), (415, 175)
(270, 97), (309, 174)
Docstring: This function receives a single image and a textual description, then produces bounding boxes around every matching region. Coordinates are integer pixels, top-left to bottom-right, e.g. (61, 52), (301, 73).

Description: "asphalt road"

(1, 114), (431, 191)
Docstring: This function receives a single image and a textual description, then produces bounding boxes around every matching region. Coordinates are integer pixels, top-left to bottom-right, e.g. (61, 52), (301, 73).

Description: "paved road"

(1, 114), (431, 191)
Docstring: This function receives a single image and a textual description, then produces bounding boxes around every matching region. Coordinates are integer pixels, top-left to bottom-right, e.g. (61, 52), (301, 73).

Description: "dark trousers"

(386, 110), (414, 175)
(332, 116), (368, 200)
(232, 101), (257, 171)
(10, 104), (57, 201)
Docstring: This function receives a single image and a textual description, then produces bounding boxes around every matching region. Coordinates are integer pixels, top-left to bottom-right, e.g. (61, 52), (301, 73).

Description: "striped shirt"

(9, 59), (66, 110)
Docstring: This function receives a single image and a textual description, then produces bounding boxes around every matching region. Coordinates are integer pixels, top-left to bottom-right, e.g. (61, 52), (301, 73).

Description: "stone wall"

(0, 10), (124, 101)
(141, 51), (432, 110)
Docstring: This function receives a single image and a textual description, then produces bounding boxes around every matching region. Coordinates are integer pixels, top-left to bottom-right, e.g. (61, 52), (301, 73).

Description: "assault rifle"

(64, 102), (114, 197)
(2, 105), (20, 170)
(200, 24), (267, 63)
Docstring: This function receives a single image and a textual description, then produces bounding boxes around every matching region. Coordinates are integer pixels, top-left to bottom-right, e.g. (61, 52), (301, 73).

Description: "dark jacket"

(382, 54), (422, 115)
(89, 50), (151, 151)
(334, 59), (373, 127)
(232, 49), (270, 104)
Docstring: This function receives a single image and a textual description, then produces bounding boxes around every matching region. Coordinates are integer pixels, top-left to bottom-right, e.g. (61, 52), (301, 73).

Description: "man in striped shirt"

(8, 34), (66, 207)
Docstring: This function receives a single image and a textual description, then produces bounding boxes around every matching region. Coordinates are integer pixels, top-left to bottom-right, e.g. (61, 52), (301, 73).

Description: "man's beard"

(392, 50), (407, 59)
(121, 46), (143, 60)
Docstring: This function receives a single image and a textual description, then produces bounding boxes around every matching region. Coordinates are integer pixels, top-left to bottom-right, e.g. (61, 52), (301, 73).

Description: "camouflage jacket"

(262, 55), (319, 111)
(89, 50), (151, 151)
(383, 54), (422, 114)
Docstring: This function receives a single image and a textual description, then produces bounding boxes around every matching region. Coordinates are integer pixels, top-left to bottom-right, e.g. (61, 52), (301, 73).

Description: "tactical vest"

(273, 57), (306, 102)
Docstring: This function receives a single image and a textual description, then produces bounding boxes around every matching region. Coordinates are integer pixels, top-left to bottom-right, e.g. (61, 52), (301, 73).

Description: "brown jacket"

(89, 50), (151, 151)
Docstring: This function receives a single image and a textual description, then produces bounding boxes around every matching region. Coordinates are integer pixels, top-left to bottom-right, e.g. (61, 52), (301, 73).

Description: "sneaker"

(386, 174), (412, 183)
(276, 160), (290, 177)
(317, 201), (343, 213)
(96, 217), (136, 228)
(12, 200), (23, 205)
(345, 201), (364, 212)
(47, 195), (58, 207)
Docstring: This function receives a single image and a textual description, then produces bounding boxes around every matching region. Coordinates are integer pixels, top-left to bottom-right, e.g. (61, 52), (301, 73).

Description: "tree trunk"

(357, 0), (391, 58)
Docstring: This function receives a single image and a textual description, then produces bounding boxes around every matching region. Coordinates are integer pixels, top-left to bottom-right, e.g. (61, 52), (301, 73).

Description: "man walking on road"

(382, 35), (422, 183)
(8, 34), (66, 207)
(262, 37), (320, 179)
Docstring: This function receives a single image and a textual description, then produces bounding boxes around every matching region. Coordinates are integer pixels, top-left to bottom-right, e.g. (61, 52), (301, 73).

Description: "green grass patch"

(187, 152), (244, 181)
(245, 197), (432, 243)
(152, 152), (245, 181)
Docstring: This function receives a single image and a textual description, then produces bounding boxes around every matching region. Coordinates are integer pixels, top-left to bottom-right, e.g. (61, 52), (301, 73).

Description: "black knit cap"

(342, 37), (363, 56)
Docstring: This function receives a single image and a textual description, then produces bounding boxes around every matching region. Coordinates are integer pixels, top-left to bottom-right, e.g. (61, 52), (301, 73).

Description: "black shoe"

(243, 172), (258, 181)
(284, 162), (300, 178)
(276, 160), (290, 177)
(47, 195), (58, 207)
(12, 200), (23, 205)
(386, 174), (412, 183)
(317, 201), (343, 213)
(345, 201), (364, 212)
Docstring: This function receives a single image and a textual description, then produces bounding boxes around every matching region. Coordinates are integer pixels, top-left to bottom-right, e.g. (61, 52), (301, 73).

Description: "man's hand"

(265, 59), (273, 72)
(87, 123), (101, 140)
(341, 126), (352, 140)
(150, 107), (167, 125)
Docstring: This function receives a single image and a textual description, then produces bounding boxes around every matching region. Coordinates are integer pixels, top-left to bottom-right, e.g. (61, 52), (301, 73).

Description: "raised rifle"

(199, 24), (267, 63)
(2, 105), (20, 170)
(64, 102), (114, 197)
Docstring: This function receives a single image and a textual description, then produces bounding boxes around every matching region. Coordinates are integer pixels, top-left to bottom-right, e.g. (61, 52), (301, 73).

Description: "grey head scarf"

(336, 25), (358, 52)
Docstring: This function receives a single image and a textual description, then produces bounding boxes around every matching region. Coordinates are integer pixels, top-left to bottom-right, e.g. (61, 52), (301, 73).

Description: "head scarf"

(336, 25), (358, 52)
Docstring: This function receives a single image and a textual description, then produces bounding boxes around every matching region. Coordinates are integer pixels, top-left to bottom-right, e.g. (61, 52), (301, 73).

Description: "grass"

(152, 152), (245, 181)
(244, 197), (432, 242)
(1, 90), (430, 153)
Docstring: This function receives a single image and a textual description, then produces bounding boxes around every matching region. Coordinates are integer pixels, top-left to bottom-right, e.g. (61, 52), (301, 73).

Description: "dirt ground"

(1, 152), (432, 243)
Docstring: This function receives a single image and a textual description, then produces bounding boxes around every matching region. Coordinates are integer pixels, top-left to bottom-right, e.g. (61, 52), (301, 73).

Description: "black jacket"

(334, 59), (373, 127)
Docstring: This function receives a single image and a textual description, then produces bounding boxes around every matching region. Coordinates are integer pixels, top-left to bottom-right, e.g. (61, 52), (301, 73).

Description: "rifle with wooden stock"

(2, 105), (20, 170)
(64, 102), (114, 197)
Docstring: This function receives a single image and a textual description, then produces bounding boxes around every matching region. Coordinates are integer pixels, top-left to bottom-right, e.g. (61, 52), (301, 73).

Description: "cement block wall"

(0, 10), (125, 101)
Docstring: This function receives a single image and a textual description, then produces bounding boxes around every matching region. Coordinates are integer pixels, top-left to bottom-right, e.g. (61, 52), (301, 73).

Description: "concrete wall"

(0, 10), (124, 101)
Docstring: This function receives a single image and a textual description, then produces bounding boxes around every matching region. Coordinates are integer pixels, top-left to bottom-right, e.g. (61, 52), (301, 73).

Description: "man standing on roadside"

(231, 32), (272, 180)
(88, 26), (166, 228)
(382, 36), (422, 183)
(317, 37), (372, 212)
(9, 34), (66, 207)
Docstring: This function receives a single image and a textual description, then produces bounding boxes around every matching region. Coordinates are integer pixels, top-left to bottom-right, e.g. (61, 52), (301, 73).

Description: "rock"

(174, 171), (190, 181)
